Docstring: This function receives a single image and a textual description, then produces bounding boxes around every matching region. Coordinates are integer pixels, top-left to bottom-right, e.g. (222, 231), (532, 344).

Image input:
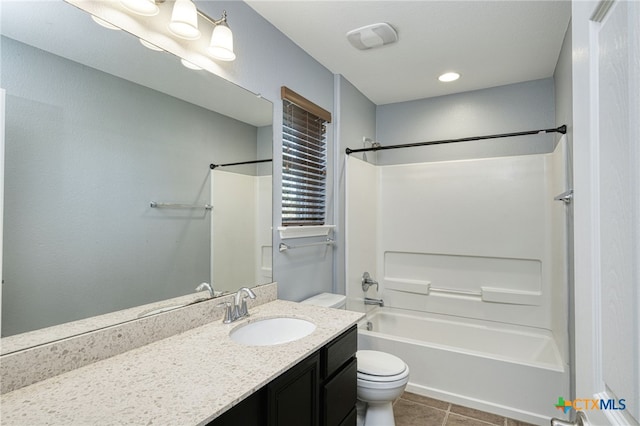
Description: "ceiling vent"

(346, 23), (398, 50)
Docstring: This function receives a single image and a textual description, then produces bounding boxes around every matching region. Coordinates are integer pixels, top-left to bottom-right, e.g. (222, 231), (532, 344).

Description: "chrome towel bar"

(279, 238), (334, 252)
(150, 201), (213, 210)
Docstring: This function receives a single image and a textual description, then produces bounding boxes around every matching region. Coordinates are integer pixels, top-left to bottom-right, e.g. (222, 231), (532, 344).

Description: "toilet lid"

(357, 350), (407, 376)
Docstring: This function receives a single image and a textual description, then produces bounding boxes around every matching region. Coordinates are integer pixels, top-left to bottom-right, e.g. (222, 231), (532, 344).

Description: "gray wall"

(200, 0), (560, 301)
(375, 78), (557, 165)
(152, 3), (559, 304)
(1, 37), (259, 335)
(197, 1), (336, 301)
(4, 0), (571, 323)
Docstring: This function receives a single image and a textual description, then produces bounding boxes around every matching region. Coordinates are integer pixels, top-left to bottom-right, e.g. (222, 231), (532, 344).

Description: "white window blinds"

(281, 87), (332, 226)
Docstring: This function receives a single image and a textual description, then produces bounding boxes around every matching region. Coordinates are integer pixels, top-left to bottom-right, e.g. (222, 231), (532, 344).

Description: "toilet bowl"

(300, 294), (410, 426)
(356, 350), (409, 426)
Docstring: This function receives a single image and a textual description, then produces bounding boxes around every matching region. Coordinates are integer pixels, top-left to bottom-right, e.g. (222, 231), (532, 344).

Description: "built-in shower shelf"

(480, 287), (541, 306)
(278, 225), (335, 239)
(385, 278), (541, 306)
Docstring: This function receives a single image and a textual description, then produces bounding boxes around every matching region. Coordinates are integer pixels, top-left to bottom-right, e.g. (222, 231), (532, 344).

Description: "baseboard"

(405, 382), (553, 426)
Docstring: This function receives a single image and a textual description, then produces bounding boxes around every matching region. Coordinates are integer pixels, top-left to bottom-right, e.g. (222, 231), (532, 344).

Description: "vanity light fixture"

(91, 0), (237, 62)
(168, 0), (201, 40)
(206, 10), (236, 61)
(438, 72), (460, 82)
(168, 2), (236, 61)
(120, 0), (159, 17)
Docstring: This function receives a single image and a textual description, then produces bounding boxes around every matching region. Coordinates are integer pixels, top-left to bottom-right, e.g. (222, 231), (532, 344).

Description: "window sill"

(278, 225), (335, 240)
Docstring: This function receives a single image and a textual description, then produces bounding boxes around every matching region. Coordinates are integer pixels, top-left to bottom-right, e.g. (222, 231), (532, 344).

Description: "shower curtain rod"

(210, 159), (272, 169)
(345, 125), (567, 155)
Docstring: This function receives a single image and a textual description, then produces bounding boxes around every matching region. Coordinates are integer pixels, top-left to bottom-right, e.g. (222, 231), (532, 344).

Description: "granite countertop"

(0, 300), (364, 426)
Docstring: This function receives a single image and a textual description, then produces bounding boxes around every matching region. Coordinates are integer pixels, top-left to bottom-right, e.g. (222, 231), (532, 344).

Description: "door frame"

(572, 1), (639, 425)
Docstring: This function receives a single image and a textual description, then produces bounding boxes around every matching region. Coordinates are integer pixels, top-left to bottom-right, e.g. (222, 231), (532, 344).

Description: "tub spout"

(364, 297), (384, 307)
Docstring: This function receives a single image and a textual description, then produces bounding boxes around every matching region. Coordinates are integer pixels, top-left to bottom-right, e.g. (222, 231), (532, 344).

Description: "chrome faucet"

(364, 297), (384, 307)
(233, 287), (257, 319)
(195, 282), (215, 298)
(362, 272), (379, 292)
(218, 287), (257, 324)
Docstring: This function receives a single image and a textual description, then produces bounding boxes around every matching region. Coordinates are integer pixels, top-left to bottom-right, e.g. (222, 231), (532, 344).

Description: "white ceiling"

(246, 1), (571, 105)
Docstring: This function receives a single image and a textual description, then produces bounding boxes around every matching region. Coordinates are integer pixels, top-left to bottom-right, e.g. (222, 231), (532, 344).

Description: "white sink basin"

(230, 317), (316, 346)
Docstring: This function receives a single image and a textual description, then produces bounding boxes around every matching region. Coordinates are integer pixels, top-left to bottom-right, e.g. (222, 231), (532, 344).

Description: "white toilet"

(301, 293), (410, 426)
(355, 350), (409, 426)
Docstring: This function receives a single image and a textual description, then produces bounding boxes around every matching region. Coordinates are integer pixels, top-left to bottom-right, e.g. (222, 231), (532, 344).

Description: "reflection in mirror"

(211, 158), (273, 291)
(0, 1), (273, 343)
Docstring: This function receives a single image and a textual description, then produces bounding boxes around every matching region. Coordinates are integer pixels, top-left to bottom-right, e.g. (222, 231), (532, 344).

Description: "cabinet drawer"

(322, 325), (357, 379)
(322, 357), (357, 426)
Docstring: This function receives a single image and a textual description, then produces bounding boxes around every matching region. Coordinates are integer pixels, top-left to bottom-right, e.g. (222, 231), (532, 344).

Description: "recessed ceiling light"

(438, 72), (460, 82)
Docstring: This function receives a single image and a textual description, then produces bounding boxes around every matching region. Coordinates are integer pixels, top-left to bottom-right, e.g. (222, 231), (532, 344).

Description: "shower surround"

(345, 139), (570, 425)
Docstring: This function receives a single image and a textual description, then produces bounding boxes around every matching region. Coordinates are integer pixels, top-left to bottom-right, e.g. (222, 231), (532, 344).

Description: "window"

(281, 87), (332, 226)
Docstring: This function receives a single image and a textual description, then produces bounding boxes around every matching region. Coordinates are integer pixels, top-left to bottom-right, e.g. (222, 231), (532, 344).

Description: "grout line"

(398, 393), (521, 426)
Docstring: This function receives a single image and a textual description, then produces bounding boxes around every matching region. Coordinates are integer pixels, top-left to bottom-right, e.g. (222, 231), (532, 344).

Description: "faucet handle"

(216, 301), (233, 324)
(238, 299), (249, 317)
(236, 293), (252, 317)
(362, 272), (379, 292)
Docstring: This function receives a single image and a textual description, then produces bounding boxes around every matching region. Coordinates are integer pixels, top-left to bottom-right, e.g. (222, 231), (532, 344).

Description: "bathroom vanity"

(212, 325), (358, 426)
(0, 298), (363, 425)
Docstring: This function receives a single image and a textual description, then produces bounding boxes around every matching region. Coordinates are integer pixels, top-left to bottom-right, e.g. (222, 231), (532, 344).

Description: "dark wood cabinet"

(209, 389), (266, 426)
(268, 352), (320, 426)
(209, 325), (357, 426)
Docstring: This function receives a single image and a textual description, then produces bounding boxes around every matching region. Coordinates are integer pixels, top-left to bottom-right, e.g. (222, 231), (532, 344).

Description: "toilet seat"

(357, 369), (409, 383)
(356, 350), (409, 383)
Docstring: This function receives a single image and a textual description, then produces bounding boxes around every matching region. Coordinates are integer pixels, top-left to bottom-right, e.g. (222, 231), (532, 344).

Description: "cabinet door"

(338, 408), (357, 426)
(207, 388), (266, 426)
(322, 357), (357, 426)
(267, 352), (320, 426)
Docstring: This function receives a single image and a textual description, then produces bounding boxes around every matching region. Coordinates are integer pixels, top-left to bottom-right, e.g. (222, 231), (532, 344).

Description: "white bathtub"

(357, 307), (569, 425)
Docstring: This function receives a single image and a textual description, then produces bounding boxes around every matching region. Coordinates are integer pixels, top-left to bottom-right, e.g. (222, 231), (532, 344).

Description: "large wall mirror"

(1, 1), (273, 344)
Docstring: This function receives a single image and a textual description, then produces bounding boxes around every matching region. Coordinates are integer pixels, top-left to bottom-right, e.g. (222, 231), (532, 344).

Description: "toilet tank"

(300, 293), (346, 309)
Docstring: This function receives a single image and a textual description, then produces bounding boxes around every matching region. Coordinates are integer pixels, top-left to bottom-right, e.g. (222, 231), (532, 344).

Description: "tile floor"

(393, 392), (537, 426)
